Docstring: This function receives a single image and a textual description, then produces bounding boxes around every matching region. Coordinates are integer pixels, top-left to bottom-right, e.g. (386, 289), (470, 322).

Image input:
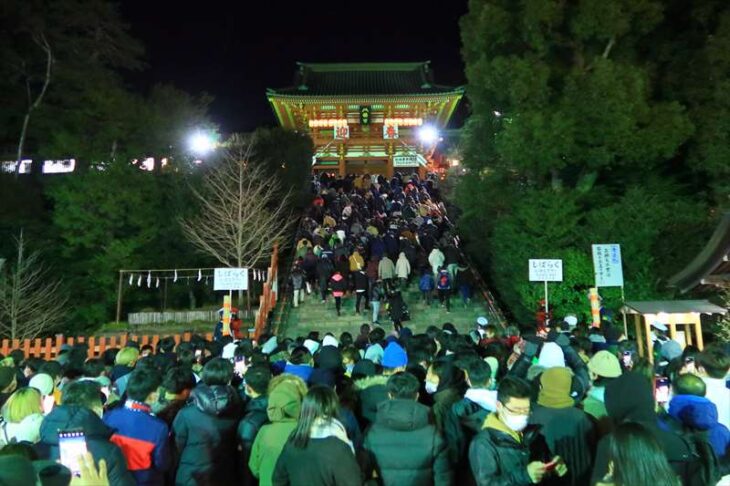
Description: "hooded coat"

(238, 395), (269, 486)
(354, 375), (389, 427)
(173, 384), (243, 485)
(590, 372), (697, 485)
(395, 252), (411, 279)
(378, 256), (396, 280)
(668, 394), (730, 459)
(249, 379), (305, 486)
(37, 405), (135, 486)
(363, 399), (452, 486)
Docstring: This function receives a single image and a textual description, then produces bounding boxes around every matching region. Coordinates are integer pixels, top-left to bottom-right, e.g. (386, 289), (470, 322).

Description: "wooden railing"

(253, 244), (279, 339)
(0, 332), (214, 360)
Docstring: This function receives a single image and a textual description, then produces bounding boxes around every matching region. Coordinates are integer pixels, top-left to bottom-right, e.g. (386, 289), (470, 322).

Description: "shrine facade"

(267, 62), (464, 177)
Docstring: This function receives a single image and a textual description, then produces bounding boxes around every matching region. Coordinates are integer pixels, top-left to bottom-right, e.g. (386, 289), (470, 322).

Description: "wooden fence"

(0, 332), (214, 360)
(253, 244), (279, 339)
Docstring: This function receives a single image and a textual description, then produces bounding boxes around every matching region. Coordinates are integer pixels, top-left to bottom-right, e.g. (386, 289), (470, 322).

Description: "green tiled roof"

(268, 62), (463, 96)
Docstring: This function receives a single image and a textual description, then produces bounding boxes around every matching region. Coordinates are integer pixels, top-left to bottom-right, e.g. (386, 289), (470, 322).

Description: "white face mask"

(425, 380), (438, 394)
(502, 412), (529, 432)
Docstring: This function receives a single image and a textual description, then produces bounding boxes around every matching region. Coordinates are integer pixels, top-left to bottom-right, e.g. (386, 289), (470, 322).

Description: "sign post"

(592, 244), (626, 333)
(529, 259), (563, 324)
(214, 268), (249, 337)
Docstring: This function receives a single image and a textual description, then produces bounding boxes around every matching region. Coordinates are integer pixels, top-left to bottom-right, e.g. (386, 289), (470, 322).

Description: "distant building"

(267, 62), (464, 177)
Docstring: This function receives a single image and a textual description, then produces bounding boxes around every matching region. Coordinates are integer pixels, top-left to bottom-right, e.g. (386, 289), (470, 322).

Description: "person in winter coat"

(362, 372), (452, 485)
(249, 374), (307, 486)
(349, 250), (365, 273)
(419, 270), (435, 306)
(378, 255), (396, 291)
(583, 351), (622, 436)
(272, 386), (361, 486)
(0, 387), (44, 446)
(290, 265), (305, 308)
(369, 281), (385, 324)
(103, 368), (171, 486)
(238, 365), (272, 486)
(664, 372), (730, 459)
(596, 422), (682, 486)
(436, 268), (452, 312)
(329, 270), (347, 316)
(469, 376), (565, 486)
(37, 380), (135, 486)
(428, 247), (445, 278)
(173, 358), (243, 485)
(529, 367), (595, 486)
(447, 359), (497, 484)
(316, 256), (334, 303)
(426, 358), (468, 465)
(353, 268), (369, 315)
(395, 252), (411, 289)
(590, 372), (700, 486)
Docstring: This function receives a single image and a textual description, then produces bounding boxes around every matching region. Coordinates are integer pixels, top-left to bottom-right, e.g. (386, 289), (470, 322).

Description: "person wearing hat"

(530, 367), (594, 486)
(582, 350), (622, 425)
(249, 374), (307, 486)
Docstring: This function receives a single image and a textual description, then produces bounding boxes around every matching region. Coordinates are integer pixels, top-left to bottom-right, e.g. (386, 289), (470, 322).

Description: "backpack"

(438, 273), (450, 288)
(679, 431), (720, 486)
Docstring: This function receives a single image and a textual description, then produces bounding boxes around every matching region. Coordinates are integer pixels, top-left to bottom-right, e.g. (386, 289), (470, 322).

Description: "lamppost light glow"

(188, 131), (215, 155)
(418, 125), (439, 145)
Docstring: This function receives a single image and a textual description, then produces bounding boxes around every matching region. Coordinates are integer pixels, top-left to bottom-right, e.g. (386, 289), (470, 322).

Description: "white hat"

(537, 342), (566, 369)
(303, 339), (320, 355)
(651, 322), (668, 332)
(476, 316), (489, 327)
(563, 315), (578, 327)
(221, 342), (238, 360)
(29, 373), (54, 396)
(322, 335), (339, 348)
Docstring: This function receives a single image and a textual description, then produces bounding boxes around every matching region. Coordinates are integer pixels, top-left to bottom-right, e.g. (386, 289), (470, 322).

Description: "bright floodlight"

(188, 132), (215, 155)
(418, 125), (439, 145)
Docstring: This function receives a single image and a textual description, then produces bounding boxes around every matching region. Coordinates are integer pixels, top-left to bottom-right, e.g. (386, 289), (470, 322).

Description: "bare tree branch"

(180, 137), (295, 270)
(0, 232), (68, 340)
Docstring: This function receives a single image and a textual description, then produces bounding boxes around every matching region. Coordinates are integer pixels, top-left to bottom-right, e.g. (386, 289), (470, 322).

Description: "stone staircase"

(278, 279), (500, 338)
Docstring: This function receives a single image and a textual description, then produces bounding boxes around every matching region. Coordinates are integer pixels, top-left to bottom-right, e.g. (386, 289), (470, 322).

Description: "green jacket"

(249, 420), (298, 486)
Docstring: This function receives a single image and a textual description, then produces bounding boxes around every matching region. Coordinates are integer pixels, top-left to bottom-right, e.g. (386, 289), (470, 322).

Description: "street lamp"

(188, 131), (216, 156)
(417, 125), (439, 145)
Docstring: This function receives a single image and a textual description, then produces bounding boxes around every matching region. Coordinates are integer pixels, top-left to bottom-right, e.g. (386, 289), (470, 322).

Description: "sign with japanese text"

(592, 244), (624, 287)
(214, 267), (249, 291)
(383, 123), (399, 140)
(529, 259), (563, 282)
(334, 125), (350, 140)
(393, 154), (419, 167)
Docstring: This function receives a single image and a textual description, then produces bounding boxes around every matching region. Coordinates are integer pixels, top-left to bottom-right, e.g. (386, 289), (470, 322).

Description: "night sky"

(121, 0), (468, 133)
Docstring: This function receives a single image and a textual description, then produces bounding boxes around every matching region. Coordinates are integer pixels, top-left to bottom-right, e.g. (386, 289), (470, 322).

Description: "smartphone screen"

(655, 377), (670, 403)
(234, 356), (248, 377)
(621, 351), (633, 369)
(58, 430), (88, 477)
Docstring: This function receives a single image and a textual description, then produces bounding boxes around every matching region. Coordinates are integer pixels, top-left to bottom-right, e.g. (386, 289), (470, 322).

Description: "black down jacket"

(37, 405), (135, 486)
(362, 399), (451, 486)
(173, 384), (243, 485)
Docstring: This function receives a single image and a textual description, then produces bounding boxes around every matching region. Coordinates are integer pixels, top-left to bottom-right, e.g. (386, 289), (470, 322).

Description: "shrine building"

(267, 62), (464, 177)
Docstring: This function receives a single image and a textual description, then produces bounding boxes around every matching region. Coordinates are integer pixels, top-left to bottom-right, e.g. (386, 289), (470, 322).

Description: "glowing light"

(188, 132), (215, 155)
(418, 125), (439, 145)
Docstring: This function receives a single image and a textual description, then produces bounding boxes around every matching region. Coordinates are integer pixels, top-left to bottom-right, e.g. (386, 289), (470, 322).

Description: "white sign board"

(214, 268), (249, 291)
(529, 259), (563, 282)
(393, 154), (420, 167)
(592, 244), (624, 287)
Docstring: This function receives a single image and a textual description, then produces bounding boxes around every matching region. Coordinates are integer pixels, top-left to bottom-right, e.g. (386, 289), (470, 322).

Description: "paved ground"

(279, 279), (500, 338)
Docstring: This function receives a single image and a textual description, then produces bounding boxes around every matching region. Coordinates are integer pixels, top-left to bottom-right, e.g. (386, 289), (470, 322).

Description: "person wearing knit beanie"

(531, 367), (595, 485)
(537, 342), (565, 369)
(381, 342), (408, 370)
(537, 367), (574, 408)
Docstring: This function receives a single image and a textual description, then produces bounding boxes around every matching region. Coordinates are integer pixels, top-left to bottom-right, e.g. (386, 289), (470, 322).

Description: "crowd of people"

(0, 316), (728, 485)
(290, 173), (475, 323)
